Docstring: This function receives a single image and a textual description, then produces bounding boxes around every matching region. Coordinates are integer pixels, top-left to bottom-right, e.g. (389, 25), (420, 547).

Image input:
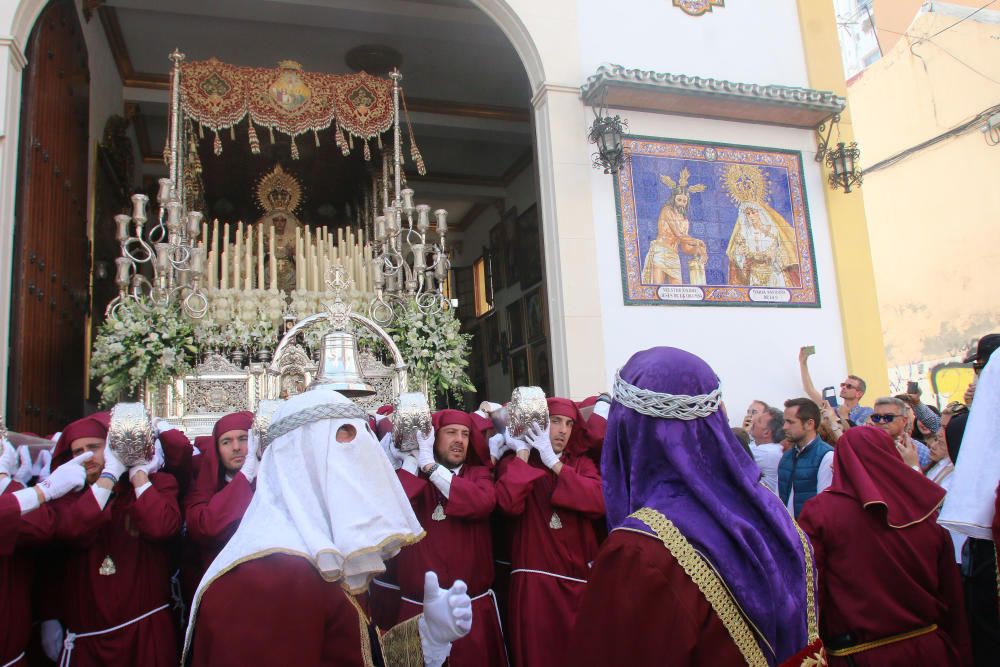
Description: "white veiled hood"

(183, 387), (424, 658)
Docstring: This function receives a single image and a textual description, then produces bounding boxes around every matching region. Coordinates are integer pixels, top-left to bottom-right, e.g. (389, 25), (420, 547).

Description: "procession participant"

(185, 388), (472, 667)
(494, 397), (604, 667)
(799, 426), (971, 665)
(43, 416), (182, 667)
(567, 347), (822, 667)
(939, 344), (1000, 665)
(154, 419), (197, 496)
(0, 437), (93, 667)
(183, 411), (255, 571)
(393, 409), (506, 667)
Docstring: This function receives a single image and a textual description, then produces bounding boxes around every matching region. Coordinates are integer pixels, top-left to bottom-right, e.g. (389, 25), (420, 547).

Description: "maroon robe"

(191, 554), (381, 666)
(183, 474), (253, 570)
(396, 465), (507, 667)
(566, 528), (744, 666)
(1, 483), (56, 666)
(158, 429), (195, 497)
(799, 493), (971, 665)
(495, 452), (604, 667)
(47, 474), (181, 667)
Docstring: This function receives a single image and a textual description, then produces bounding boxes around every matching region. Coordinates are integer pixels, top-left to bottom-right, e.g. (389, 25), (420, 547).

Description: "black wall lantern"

(588, 89), (628, 174)
(825, 142), (863, 194)
(816, 113), (863, 194)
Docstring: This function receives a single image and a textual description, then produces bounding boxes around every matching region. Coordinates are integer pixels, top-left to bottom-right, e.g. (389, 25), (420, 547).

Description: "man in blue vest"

(778, 397), (833, 517)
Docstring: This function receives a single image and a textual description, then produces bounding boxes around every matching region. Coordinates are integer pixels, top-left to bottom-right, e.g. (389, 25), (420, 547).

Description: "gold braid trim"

(789, 518), (820, 643)
(381, 615), (423, 667)
(346, 594), (376, 667)
(629, 508), (769, 667)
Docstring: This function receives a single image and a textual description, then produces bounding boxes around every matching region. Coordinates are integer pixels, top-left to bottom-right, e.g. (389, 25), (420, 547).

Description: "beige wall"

(849, 11), (1000, 367)
(873, 0), (981, 54)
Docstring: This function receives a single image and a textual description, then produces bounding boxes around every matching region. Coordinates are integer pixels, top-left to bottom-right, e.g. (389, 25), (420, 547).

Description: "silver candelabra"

(368, 69), (450, 327)
(106, 50), (209, 321)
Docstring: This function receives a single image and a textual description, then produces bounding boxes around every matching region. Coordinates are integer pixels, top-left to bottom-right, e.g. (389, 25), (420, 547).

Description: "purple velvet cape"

(602, 347), (811, 666)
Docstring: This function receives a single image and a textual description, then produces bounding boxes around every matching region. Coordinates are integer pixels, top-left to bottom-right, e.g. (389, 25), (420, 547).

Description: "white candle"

(221, 246), (229, 290)
(257, 223), (265, 289)
(269, 224), (277, 292)
(234, 222), (243, 291)
(211, 219), (219, 289)
(296, 237), (303, 291)
(245, 223), (253, 291)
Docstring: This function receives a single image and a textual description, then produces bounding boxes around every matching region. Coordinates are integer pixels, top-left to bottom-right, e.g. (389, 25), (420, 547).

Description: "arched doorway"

(0, 0), (562, 414)
(5, 0), (89, 433)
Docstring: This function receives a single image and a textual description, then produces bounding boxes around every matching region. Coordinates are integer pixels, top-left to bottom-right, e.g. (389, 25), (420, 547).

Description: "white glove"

(488, 433), (509, 462)
(37, 452), (93, 501)
(102, 439), (127, 480)
(33, 448), (53, 480)
(0, 439), (17, 477)
(401, 453), (420, 476)
(380, 432), (405, 470)
(419, 571), (472, 667)
(240, 432), (260, 482)
(504, 427), (529, 453)
(128, 439), (164, 481)
(41, 619), (63, 662)
(13, 445), (32, 484)
(152, 418), (178, 436)
(524, 424), (560, 468)
(417, 427), (436, 470)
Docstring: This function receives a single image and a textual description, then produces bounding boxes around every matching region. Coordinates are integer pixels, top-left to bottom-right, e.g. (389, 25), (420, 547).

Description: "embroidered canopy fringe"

(178, 58), (396, 159)
(612, 371), (722, 420)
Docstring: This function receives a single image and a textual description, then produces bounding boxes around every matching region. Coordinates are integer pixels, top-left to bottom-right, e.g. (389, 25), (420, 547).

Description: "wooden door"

(6, 0), (90, 434)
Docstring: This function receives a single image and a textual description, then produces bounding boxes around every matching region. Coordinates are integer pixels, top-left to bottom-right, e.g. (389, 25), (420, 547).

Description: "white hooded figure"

(183, 387), (473, 666)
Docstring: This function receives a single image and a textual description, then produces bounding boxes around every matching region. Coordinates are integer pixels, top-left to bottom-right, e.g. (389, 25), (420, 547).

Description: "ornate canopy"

(179, 58), (414, 162)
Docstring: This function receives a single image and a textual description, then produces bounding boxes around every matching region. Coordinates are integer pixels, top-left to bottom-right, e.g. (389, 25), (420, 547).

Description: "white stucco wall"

(576, 0), (810, 87)
(587, 109), (849, 418)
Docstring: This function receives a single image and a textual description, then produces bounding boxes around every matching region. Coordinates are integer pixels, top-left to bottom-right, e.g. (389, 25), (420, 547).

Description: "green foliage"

(90, 301), (198, 407)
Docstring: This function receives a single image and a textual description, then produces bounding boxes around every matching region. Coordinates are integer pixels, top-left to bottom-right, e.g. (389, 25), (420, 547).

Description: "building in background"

(834, 0), (999, 404)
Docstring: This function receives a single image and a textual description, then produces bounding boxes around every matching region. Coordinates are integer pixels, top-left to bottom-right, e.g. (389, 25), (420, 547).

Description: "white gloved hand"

(401, 452), (420, 476)
(0, 439), (17, 477)
(380, 432), (405, 470)
(152, 418), (177, 436)
(41, 619), (63, 662)
(33, 448), (53, 480)
(102, 438), (127, 480)
(37, 452), (93, 501)
(128, 439), (163, 481)
(419, 571), (472, 667)
(504, 427), (529, 454)
(488, 433), (509, 462)
(13, 445), (32, 484)
(524, 424), (560, 468)
(240, 432), (260, 482)
(417, 427), (437, 470)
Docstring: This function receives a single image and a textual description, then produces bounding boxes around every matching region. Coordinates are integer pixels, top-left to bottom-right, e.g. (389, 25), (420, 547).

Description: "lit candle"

(269, 224), (277, 292)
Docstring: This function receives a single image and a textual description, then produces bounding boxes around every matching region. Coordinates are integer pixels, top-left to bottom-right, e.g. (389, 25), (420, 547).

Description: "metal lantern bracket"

(814, 113), (841, 163)
(587, 87), (629, 174)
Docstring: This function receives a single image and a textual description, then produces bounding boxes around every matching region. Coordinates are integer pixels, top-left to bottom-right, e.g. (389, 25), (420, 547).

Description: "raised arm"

(798, 347), (824, 405)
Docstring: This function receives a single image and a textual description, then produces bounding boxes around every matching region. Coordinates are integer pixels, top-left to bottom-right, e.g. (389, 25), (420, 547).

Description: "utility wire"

(862, 104), (1000, 176)
(920, 0), (997, 42)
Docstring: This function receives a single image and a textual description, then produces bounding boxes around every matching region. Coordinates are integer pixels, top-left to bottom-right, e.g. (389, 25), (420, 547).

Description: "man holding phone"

(798, 346), (873, 428)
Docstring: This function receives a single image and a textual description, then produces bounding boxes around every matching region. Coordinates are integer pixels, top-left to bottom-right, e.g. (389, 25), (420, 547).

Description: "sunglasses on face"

(870, 414), (901, 424)
(840, 382), (859, 390)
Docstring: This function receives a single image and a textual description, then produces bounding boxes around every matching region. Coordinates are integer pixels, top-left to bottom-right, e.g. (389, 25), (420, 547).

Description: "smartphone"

(822, 386), (838, 409)
(802, 345), (816, 356)
(907, 381), (920, 395)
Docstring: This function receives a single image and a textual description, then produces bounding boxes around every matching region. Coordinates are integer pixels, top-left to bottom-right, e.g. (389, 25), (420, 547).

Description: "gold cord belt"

(826, 624), (937, 657)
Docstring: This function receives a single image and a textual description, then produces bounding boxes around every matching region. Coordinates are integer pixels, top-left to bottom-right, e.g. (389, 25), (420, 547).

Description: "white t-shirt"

(750, 443), (784, 495)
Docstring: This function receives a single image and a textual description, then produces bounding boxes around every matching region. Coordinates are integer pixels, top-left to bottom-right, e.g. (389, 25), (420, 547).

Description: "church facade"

(0, 0), (887, 430)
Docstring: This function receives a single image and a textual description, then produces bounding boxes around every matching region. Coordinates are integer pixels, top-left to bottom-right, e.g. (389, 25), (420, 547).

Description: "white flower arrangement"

(385, 301), (474, 406)
(90, 300), (197, 407)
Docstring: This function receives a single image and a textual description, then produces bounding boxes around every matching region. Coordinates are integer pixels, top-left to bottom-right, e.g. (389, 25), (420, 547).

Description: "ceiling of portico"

(93, 0), (535, 229)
